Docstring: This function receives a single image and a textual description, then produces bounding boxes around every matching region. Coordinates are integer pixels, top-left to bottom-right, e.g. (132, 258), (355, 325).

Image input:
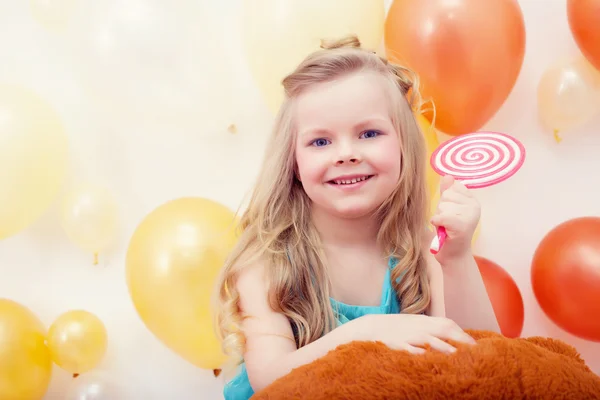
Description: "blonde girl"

(213, 36), (499, 400)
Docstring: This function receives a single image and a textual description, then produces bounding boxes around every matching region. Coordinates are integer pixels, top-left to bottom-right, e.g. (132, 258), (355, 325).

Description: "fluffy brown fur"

(251, 330), (600, 399)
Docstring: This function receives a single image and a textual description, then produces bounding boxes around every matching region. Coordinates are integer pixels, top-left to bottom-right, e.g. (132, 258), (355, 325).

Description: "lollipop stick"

(430, 226), (447, 255)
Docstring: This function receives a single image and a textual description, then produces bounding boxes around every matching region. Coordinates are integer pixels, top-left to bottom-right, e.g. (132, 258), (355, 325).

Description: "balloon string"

(93, 253), (99, 265)
(553, 129), (562, 143)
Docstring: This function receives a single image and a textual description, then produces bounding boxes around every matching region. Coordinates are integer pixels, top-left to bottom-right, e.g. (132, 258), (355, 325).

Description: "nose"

(335, 140), (361, 166)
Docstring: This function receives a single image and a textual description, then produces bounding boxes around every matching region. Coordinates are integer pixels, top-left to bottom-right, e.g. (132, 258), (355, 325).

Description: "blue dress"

(222, 257), (402, 400)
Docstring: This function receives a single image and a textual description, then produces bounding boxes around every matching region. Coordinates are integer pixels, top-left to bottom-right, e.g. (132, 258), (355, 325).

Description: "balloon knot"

(227, 124), (237, 134)
(213, 369), (222, 377)
(73, 373), (79, 378)
(553, 129), (562, 143)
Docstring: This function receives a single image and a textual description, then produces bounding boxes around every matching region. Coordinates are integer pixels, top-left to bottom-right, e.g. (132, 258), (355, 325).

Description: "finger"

(399, 343), (427, 355)
(435, 200), (480, 218)
(445, 179), (471, 196)
(432, 318), (477, 345)
(445, 330), (477, 345)
(384, 340), (426, 354)
(431, 213), (461, 227)
(426, 336), (457, 354)
(439, 175), (455, 193)
(430, 214), (444, 228)
(436, 201), (464, 214)
(430, 212), (461, 229)
(440, 189), (472, 204)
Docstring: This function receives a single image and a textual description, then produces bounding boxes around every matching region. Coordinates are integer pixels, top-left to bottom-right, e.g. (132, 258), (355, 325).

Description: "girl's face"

(294, 71), (402, 219)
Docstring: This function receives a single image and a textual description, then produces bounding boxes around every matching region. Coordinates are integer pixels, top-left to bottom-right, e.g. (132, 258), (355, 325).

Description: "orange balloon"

(531, 217), (600, 341)
(568, 0), (600, 71)
(474, 256), (524, 338)
(384, 0), (526, 135)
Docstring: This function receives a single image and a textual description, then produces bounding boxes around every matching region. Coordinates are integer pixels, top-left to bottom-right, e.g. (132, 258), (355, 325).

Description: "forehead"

(294, 72), (392, 132)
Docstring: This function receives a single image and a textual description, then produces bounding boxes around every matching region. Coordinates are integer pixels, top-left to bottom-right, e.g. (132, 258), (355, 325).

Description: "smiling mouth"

(327, 175), (374, 185)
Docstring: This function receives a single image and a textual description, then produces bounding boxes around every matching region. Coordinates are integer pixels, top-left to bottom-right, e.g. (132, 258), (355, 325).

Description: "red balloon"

(475, 255), (524, 338)
(531, 217), (600, 341)
(568, 0), (600, 71)
(384, 0), (526, 135)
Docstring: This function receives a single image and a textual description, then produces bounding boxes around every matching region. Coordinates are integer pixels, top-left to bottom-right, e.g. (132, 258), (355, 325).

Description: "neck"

(311, 206), (380, 250)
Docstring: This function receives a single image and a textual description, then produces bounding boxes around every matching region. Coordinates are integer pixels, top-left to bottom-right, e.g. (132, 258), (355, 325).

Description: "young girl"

(213, 36), (500, 400)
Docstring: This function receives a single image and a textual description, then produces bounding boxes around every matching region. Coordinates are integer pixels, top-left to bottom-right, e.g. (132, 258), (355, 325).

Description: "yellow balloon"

(61, 184), (118, 262)
(47, 310), (108, 375)
(242, 0), (385, 112)
(126, 198), (238, 370)
(0, 299), (52, 400)
(0, 85), (69, 239)
(416, 113), (441, 202)
(537, 56), (600, 142)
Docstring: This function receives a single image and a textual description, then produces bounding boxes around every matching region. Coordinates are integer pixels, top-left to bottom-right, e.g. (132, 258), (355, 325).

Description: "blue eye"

(311, 138), (330, 147)
(361, 130), (381, 139)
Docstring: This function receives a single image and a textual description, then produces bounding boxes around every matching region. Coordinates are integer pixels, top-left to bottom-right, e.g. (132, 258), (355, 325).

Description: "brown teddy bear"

(252, 330), (600, 399)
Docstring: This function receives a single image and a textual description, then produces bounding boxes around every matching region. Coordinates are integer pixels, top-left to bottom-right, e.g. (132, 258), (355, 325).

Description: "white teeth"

(333, 176), (369, 185)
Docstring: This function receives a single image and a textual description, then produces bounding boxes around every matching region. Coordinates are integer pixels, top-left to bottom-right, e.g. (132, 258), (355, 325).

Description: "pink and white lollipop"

(429, 131), (526, 254)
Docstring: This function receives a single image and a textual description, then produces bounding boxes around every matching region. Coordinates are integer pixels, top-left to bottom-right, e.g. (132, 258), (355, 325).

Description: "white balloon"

(65, 0), (234, 131)
(65, 371), (123, 400)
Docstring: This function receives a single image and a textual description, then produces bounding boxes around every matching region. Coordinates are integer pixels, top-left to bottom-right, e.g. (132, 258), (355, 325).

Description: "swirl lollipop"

(429, 131), (526, 254)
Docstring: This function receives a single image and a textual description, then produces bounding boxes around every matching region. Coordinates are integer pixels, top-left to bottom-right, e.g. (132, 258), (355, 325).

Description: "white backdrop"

(0, 0), (599, 399)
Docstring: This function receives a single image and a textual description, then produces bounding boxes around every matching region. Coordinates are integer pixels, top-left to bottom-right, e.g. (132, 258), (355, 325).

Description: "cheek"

(295, 149), (328, 182)
(373, 144), (402, 179)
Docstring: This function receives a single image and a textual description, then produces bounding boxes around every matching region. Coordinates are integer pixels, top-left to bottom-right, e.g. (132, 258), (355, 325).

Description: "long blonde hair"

(213, 35), (431, 369)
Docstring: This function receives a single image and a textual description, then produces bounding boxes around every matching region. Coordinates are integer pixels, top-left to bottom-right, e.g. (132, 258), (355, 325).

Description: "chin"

(329, 203), (379, 220)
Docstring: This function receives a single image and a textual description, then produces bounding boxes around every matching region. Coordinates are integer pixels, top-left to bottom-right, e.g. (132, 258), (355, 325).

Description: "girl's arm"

(426, 175), (500, 332)
(234, 256), (476, 392)
(440, 251), (500, 332)
(234, 261), (365, 392)
(423, 240), (499, 332)
(425, 243), (447, 317)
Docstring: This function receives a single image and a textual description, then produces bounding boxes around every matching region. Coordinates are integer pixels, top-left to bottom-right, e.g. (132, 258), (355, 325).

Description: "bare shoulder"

(235, 255), (269, 311)
(234, 254), (285, 327)
(421, 229), (446, 317)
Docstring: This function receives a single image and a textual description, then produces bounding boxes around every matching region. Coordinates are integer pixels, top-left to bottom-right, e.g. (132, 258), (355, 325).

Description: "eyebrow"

(299, 116), (390, 139)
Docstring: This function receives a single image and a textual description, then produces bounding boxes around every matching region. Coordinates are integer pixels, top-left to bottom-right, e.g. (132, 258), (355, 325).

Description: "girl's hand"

(430, 175), (480, 264)
(354, 314), (476, 354)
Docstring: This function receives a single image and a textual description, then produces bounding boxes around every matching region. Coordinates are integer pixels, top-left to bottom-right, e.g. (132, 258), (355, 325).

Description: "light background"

(0, 0), (599, 398)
